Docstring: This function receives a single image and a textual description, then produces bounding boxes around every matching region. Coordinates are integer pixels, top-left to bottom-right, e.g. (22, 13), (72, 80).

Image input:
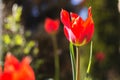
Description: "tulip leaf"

(69, 42), (76, 80)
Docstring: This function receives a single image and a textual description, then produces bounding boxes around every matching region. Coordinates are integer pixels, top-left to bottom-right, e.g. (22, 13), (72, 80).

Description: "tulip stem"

(52, 35), (60, 80)
(76, 46), (80, 80)
(69, 42), (76, 80)
(84, 41), (93, 80)
(87, 41), (93, 74)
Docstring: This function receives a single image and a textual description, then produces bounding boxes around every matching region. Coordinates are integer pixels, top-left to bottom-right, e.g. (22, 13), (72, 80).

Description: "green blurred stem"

(69, 43), (76, 80)
(76, 46), (80, 80)
(52, 35), (60, 80)
(84, 41), (93, 80)
(87, 41), (93, 73)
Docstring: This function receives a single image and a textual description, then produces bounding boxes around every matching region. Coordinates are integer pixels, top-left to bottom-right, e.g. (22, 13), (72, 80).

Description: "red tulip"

(95, 52), (105, 62)
(44, 18), (60, 35)
(0, 53), (35, 80)
(60, 7), (94, 46)
(0, 66), (2, 79)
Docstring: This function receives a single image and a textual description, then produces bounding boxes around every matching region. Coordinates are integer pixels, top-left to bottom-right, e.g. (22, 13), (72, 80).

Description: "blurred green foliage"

(2, 4), (39, 56)
(2, 4), (44, 79)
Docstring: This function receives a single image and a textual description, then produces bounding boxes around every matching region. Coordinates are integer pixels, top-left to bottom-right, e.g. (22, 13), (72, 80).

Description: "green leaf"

(12, 4), (22, 22)
(69, 42), (76, 80)
(14, 7), (22, 22)
(28, 41), (35, 47)
(34, 59), (44, 69)
(25, 31), (32, 37)
(4, 23), (11, 30)
(33, 47), (39, 55)
(14, 34), (23, 46)
(24, 46), (30, 54)
(3, 34), (11, 45)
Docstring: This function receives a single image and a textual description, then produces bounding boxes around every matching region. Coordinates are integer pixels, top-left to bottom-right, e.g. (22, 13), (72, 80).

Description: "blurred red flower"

(95, 52), (105, 62)
(0, 66), (2, 79)
(44, 18), (60, 35)
(0, 53), (35, 80)
(60, 7), (94, 46)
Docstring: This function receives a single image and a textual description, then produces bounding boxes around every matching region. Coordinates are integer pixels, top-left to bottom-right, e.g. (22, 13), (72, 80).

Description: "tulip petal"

(4, 53), (20, 72)
(70, 12), (79, 24)
(83, 7), (94, 43)
(60, 9), (71, 27)
(21, 56), (32, 64)
(72, 17), (85, 42)
(84, 22), (94, 43)
(88, 7), (92, 17)
(19, 56), (35, 80)
(64, 26), (76, 43)
(17, 63), (35, 80)
(0, 66), (2, 79)
(1, 72), (13, 80)
(2, 53), (35, 80)
(45, 18), (59, 34)
(84, 7), (94, 27)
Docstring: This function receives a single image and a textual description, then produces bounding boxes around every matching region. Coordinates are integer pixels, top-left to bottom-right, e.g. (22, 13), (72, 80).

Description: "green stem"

(84, 41), (93, 80)
(76, 46), (80, 80)
(69, 42), (76, 80)
(52, 35), (60, 80)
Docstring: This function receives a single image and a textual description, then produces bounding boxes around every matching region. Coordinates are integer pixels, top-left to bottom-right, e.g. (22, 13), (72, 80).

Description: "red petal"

(84, 7), (93, 26)
(18, 56), (35, 80)
(84, 23), (94, 43)
(17, 63), (35, 80)
(72, 17), (85, 42)
(70, 12), (79, 24)
(0, 66), (2, 80)
(1, 72), (12, 80)
(88, 7), (92, 16)
(95, 52), (105, 62)
(2, 53), (35, 80)
(60, 9), (71, 27)
(45, 18), (59, 34)
(83, 7), (94, 43)
(64, 26), (76, 43)
(21, 56), (32, 65)
(4, 53), (20, 72)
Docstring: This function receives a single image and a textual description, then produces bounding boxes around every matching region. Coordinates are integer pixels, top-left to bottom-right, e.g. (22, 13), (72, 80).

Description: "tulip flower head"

(44, 18), (60, 35)
(95, 52), (105, 62)
(0, 53), (35, 80)
(60, 7), (94, 46)
(0, 66), (2, 79)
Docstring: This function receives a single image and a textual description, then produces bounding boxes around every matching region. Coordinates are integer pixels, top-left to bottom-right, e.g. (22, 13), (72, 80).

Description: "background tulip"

(1, 53), (35, 80)
(44, 18), (60, 80)
(44, 18), (60, 35)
